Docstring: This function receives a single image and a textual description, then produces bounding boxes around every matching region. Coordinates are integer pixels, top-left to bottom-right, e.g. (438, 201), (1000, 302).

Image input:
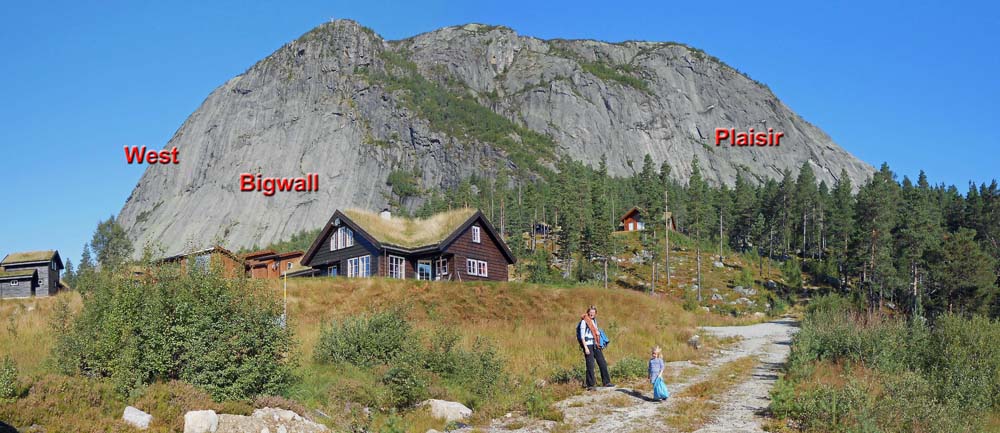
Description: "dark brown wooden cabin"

(1, 250), (63, 297)
(301, 208), (516, 282)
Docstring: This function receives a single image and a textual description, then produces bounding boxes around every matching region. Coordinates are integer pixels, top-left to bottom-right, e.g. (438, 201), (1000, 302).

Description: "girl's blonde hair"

(652, 346), (662, 357)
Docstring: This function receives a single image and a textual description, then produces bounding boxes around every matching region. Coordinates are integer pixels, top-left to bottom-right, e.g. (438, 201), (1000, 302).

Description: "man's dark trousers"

(584, 344), (611, 387)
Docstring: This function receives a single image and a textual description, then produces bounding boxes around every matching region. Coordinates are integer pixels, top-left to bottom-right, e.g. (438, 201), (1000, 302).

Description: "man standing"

(577, 305), (613, 390)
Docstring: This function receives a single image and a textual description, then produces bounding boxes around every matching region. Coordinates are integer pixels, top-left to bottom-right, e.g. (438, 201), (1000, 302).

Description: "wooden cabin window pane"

(388, 255), (405, 279)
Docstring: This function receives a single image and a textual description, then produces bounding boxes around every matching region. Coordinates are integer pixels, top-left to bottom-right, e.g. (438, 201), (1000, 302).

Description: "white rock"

(123, 406), (153, 430)
(713, 261), (724, 268)
(421, 399), (472, 423)
(277, 425), (288, 433)
(184, 410), (219, 433)
(261, 428), (270, 433)
(253, 408), (301, 423)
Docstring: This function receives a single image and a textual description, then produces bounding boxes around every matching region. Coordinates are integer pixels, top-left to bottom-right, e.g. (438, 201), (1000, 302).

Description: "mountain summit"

(119, 20), (872, 255)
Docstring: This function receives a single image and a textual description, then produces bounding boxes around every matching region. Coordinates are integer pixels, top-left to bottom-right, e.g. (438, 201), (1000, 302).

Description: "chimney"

(380, 208), (391, 220)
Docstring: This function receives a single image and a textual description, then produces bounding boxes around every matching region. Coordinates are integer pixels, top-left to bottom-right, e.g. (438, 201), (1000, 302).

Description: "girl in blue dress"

(649, 346), (670, 401)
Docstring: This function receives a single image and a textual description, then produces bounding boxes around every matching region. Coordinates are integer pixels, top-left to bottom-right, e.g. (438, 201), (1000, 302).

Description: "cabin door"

(417, 260), (432, 280)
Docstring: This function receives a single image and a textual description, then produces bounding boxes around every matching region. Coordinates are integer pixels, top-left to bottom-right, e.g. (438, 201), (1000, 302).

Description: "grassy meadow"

(0, 270), (763, 432)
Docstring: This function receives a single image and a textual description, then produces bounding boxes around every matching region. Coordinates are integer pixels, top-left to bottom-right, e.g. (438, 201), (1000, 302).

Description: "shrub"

(524, 386), (563, 421)
(609, 357), (647, 381)
(549, 364), (585, 385)
(382, 364), (428, 409)
(781, 259), (802, 289)
(734, 267), (754, 290)
(0, 356), (17, 399)
(314, 307), (413, 367)
(55, 266), (295, 400)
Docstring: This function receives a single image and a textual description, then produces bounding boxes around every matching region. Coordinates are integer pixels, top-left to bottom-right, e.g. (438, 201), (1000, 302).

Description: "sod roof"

(343, 208), (478, 249)
(1, 250), (57, 264)
(0, 269), (37, 280)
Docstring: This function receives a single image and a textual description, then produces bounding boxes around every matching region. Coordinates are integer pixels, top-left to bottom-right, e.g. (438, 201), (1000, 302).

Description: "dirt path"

(457, 317), (799, 433)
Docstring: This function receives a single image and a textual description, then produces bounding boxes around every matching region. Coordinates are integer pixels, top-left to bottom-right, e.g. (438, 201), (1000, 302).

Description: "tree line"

(410, 155), (999, 318)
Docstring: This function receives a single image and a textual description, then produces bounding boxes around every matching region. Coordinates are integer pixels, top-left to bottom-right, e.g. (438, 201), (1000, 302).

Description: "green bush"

(734, 267), (754, 290)
(0, 356), (17, 399)
(781, 259), (802, 289)
(382, 365), (428, 409)
(924, 314), (1000, 411)
(609, 357), (647, 381)
(55, 266), (295, 400)
(549, 364), (586, 385)
(314, 307), (413, 367)
(524, 386), (563, 421)
(773, 295), (999, 433)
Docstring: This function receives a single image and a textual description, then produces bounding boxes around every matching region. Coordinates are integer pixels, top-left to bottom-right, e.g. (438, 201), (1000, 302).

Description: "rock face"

(119, 20), (873, 256)
(122, 406), (152, 430)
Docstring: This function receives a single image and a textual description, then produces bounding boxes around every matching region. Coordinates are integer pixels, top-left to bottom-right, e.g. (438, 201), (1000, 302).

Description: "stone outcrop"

(119, 20), (873, 256)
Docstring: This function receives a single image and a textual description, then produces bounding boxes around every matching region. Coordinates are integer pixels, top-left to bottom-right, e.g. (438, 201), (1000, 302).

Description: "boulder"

(764, 280), (778, 289)
(420, 399), (472, 423)
(736, 297), (754, 306)
(711, 293), (723, 301)
(687, 335), (701, 350)
(253, 408), (302, 423)
(713, 261), (724, 268)
(184, 410), (219, 433)
(123, 406), (153, 430)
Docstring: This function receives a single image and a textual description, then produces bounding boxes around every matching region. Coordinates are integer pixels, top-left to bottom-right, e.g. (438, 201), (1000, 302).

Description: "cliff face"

(119, 20), (873, 256)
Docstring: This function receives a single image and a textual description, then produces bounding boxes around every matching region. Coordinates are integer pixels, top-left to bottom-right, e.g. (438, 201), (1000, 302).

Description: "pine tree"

(730, 173), (757, 252)
(854, 163), (902, 310)
(687, 158), (712, 301)
(63, 258), (75, 288)
(927, 228), (997, 315)
(896, 171), (942, 316)
(794, 162), (818, 258)
(827, 169), (855, 288)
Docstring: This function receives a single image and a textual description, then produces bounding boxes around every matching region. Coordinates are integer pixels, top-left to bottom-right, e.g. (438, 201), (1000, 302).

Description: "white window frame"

(435, 257), (448, 277)
(465, 259), (488, 277)
(287, 262), (293, 270)
(10, 280), (17, 286)
(388, 255), (406, 279)
(348, 255), (371, 278)
(417, 260), (433, 281)
(330, 226), (355, 251)
(472, 226), (481, 243)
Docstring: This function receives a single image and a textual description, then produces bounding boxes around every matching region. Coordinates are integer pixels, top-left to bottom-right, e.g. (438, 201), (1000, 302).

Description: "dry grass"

(344, 207), (477, 248)
(0, 292), (81, 377)
(664, 356), (758, 432)
(272, 277), (708, 381)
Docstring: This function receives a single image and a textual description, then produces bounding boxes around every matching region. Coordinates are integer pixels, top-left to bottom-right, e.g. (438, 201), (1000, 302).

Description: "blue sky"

(1, 0), (997, 266)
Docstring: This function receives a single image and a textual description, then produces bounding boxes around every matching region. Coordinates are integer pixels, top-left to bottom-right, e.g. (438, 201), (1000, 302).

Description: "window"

(287, 262), (293, 270)
(466, 259), (488, 277)
(472, 226), (481, 243)
(51, 261), (57, 271)
(417, 260), (432, 281)
(10, 280), (17, 286)
(328, 266), (338, 277)
(388, 255), (406, 279)
(330, 226), (355, 251)
(197, 255), (211, 271)
(435, 258), (448, 277)
(347, 255), (370, 278)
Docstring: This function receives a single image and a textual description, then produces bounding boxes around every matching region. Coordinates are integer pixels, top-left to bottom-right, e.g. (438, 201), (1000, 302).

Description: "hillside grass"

(1, 275), (747, 432)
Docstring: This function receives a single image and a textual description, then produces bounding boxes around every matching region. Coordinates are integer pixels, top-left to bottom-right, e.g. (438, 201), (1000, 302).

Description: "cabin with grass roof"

(301, 208), (515, 281)
(0, 250), (63, 298)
